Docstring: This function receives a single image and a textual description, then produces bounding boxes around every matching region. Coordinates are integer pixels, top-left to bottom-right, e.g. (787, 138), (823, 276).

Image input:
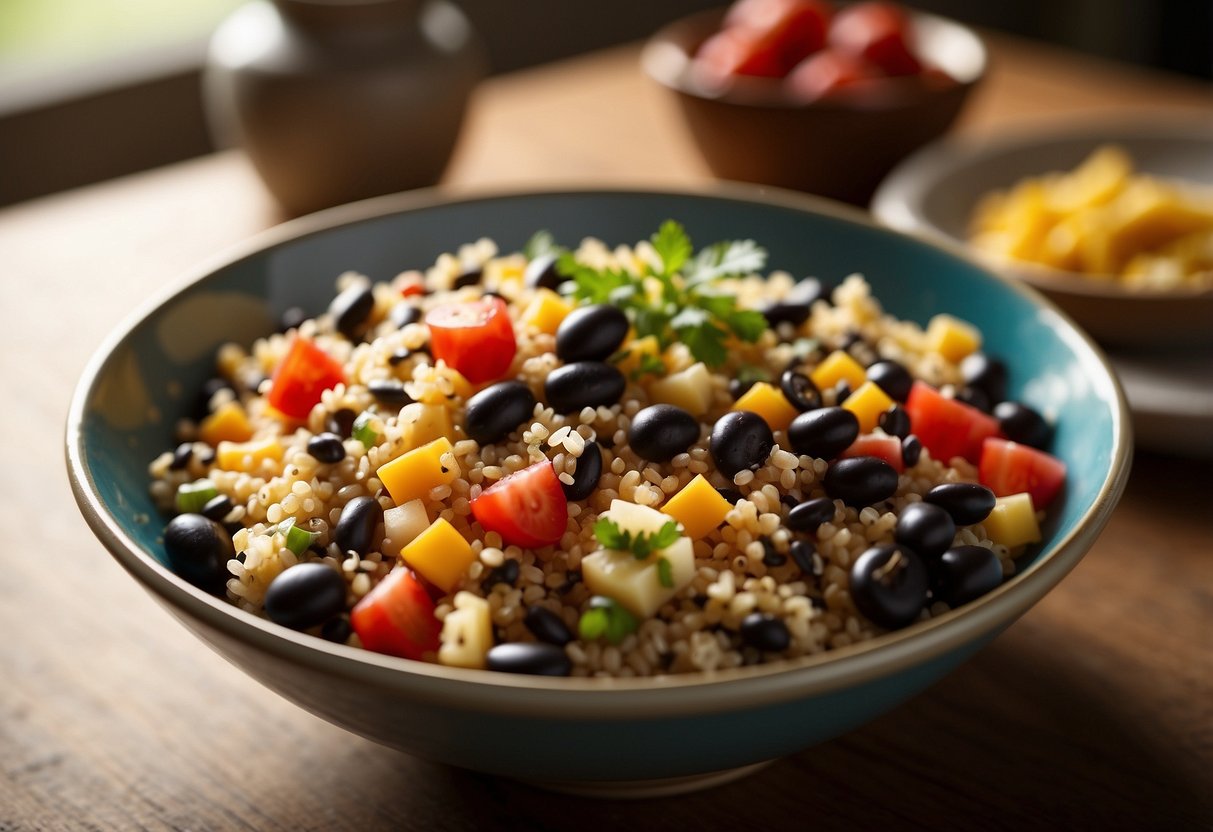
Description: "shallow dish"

(871, 119), (1213, 348)
(67, 185), (1130, 796)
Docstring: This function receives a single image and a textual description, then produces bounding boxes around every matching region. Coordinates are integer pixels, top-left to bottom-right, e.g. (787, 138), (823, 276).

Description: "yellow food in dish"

(969, 145), (1213, 291)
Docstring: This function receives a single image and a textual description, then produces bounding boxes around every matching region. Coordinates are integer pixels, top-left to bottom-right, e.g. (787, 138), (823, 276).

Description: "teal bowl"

(66, 186), (1131, 796)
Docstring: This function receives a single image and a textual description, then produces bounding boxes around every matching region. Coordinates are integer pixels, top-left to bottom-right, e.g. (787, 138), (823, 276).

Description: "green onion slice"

(176, 479), (218, 513)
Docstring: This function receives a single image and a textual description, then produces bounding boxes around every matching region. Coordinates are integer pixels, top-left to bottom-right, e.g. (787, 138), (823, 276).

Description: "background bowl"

(641, 8), (986, 205)
(67, 186), (1129, 796)
(871, 119), (1213, 348)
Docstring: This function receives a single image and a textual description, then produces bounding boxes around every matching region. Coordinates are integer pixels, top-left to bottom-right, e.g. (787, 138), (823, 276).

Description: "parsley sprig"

(554, 221), (769, 368)
(593, 517), (681, 560)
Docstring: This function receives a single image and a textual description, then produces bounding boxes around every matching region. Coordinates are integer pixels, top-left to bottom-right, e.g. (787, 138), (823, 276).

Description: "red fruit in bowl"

(829, 1), (923, 77)
(786, 48), (881, 101)
(724, 0), (833, 72)
(696, 27), (787, 80)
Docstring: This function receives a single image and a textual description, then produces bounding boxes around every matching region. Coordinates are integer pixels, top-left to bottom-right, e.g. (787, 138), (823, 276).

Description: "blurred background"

(1, 0), (1210, 207)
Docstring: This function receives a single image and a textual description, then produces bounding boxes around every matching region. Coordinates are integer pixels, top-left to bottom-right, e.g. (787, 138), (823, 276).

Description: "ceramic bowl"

(871, 119), (1213, 347)
(641, 8), (986, 205)
(66, 186), (1130, 797)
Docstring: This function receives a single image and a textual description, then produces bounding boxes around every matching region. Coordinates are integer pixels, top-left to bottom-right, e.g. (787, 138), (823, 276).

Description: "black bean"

(326, 408), (357, 438)
(924, 482), (996, 526)
(994, 401), (1052, 449)
(163, 514), (233, 595)
(201, 494), (234, 522)
(865, 360), (913, 403)
(788, 407), (859, 461)
(453, 266), (483, 289)
(544, 361), (625, 413)
(169, 442), (193, 471)
(486, 642), (572, 676)
(955, 386), (991, 413)
(307, 433), (346, 464)
(524, 253), (562, 291)
(482, 559), (520, 590)
(368, 379), (414, 406)
(710, 411), (774, 477)
(823, 457), (898, 507)
(279, 306), (308, 332)
(780, 494), (799, 512)
(321, 615), (352, 643)
(716, 487), (745, 505)
(894, 502), (956, 559)
(779, 370), (822, 412)
(790, 539), (821, 576)
(329, 284), (375, 340)
(932, 545), (1004, 607)
(562, 442), (602, 502)
(729, 378), (756, 399)
(902, 435), (922, 468)
(555, 304), (629, 363)
(761, 301), (811, 329)
(961, 352), (1008, 405)
(879, 404), (911, 439)
(739, 613), (791, 652)
(850, 544), (929, 629)
(389, 302), (421, 329)
(787, 497), (836, 532)
(464, 380), (536, 445)
(334, 496), (383, 556)
(264, 563), (347, 631)
(524, 606), (575, 646)
(195, 377), (233, 417)
(628, 404), (699, 462)
(760, 538), (786, 567)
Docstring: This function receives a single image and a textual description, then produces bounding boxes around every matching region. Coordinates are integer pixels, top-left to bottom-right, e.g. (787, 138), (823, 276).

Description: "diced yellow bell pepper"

(615, 335), (662, 377)
(520, 289), (571, 335)
(810, 350), (867, 393)
(983, 492), (1041, 548)
(662, 474), (731, 540)
(215, 437), (284, 471)
(842, 381), (895, 434)
(732, 382), (798, 433)
(198, 400), (253, 446)
(926, 314), (982, 364)
(400, 517), (474, 592)
(437, 592), (493, 669)
(377, 437), (459, 506)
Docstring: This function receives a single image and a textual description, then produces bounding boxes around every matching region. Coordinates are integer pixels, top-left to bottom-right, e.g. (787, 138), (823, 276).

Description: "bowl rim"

(871, 115), (1213, 302)
(65, 181), (1131, 719)
(640, 6), (988, 110)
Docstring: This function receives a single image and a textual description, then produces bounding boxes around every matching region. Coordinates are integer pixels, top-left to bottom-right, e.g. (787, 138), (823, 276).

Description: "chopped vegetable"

(520, 288), (572, 334)
(176, 479), (218, 514)
(400, 518), (475, 593)
(979, 437), (1067, 509)
(904, 380), (1001, 464)
(283, 519), (319, 556)
(352, 410), (379, 447)
(437, 592), (493, 669)
(426, 296), (517, 384)
(662, 474), (732, 539)
(581, 500), (694, 618)
(350, 566), (442, 660)
(732, 381), (799, 432)
(470, 460), (569, 549)
(926, 314), (982, 363)
(578, 596), (639, 645)
(841, 380), (895, 434)
(266, 338), (346, 421)
(809, 350), (867, 392)
(982, 492), (1042, 548)
(198, 400), (254, 446)
(216, 437), (284, 471)
(377, 437), (460, 506)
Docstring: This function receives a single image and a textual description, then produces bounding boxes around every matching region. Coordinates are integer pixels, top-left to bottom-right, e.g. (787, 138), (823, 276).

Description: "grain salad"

(150, 222), (1066, 678)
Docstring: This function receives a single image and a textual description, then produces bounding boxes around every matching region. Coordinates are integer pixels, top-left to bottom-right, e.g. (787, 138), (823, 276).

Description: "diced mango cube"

(648, 362), (713, 416)
(437, 592), (493, 669)
(582, 500), (695, 619)
(842, 381), (895, 434)
(215, 437), (284, 471)
(810, 350), (867, 392)
(927, 314), (982, 363)
(397, 402), (453, 450)
(662, 474), (730, 540)
(400, 517), (474, 592)
(199, 400), (253, 446)
(983, 492), (1041, 548)
(520, 288), (571, 335)
(732, 382), (798, 432)
(378, 437), (459, 506)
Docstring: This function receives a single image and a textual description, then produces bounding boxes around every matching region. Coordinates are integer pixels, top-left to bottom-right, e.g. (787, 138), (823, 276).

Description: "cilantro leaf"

(651, 521), (681, 549)
(593, 517), (630, 551)
(559, 252), (630, 305)
(656, 557), (674, 588)
(676, 320), (728, 368)
(651, 220), (692, 278)
(594, 516), (684, 561)
(726, 309), (768, 343)
(630, 353), (667, 381)
(524, 230), (560, 261)
(686, 238), (767, 285)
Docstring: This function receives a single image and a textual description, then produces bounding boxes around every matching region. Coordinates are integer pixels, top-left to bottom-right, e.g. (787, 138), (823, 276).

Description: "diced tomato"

(350, 566), (442, 660)
(904, 381), (1002, 464)
(786, 48), (881, 101)
(722, 0), (832, 73)
(841, 433), (904, 473)
(470, 461), (569, 549)
(696, 27), (786, 80)
(426, 296), (516, 384)
(266, 337), (346, 421)
(979, 437), (1067, 509)
(828, 1), (922, 77)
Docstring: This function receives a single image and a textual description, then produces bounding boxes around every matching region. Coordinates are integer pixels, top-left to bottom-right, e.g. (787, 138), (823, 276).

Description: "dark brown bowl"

(642, 7), (987, 205)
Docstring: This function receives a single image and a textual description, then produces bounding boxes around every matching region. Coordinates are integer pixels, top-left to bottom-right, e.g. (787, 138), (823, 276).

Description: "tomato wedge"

(723, 0), (832, 74)
(828, 1), (922, 77)
(471, 461), (569, 549)
(786, 48), (881, 101)
(266, 337), (346, 420)
(426, 296), (516, 384)
(841, 433), (904, 473)
(904, 381), (1002, 464)
(350, 566), (442, 660)
(979, 437), (1067, 509)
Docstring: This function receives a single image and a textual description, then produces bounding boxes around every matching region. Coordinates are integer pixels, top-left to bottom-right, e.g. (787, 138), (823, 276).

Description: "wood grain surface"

(3, 32), (1211, 832)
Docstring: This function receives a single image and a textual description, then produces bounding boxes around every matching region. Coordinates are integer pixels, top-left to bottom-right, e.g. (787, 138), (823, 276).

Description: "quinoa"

(151, 229), (1037, 678)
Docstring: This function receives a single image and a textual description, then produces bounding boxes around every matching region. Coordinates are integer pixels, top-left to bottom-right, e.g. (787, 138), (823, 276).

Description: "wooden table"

(4, 33), (1211, 831)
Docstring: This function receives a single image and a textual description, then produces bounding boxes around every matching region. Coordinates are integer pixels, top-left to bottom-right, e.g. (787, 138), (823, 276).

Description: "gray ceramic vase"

(204, 0), (485, 216)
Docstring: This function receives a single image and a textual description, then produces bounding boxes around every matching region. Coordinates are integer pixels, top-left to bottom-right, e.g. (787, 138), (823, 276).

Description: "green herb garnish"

(558, 220), (769, 367)
(578, 596), (639, 645)
(631, 352), (668, 381)
(656, 557), (674, 589)
(593, 517), (681, 560)
(524, 229), (561, 261)
(284, 520), (320, 555)
(176, 479), (218, 514)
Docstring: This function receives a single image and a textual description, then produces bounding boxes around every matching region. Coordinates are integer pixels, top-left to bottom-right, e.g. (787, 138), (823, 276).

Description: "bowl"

(66, 185), (1130, 797)
(641, 8), (986, 205)
(871, 119), (1213, 348)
